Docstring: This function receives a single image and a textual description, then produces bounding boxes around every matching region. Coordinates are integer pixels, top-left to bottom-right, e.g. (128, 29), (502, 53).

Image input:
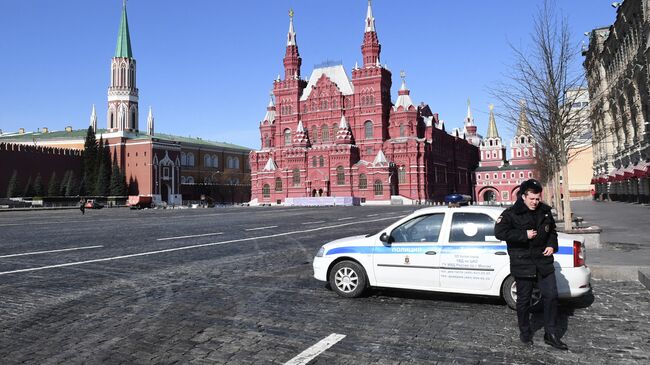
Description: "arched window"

(292, 168), (301, 186)
(321, 125), (329, 142)
(187, 153), (195, 166)
(275, 177), (282, 191)
(331, 125), (337, 140)
(204, 155), (211, 167)
(262, 184), (270, 197)
(319, 156), (324, 167)
(186, 176), (194, 184)
(311, 125), (318, 143)
(284, 129), (291, 146)
(398, 167), (406, 184)
(227, 156), (240, 169)
(364, 121), (373, 138)
(312, 156), (317, 167)
(212, 155), (218, 168)
(336, 166), (345, 185)
(373, 180), (383, 196)
(180, 176), (186, 184)
(520, 136), (525, 144)
(264, 134), (270, 148)
(359, 174), (367, 189)
(180, 152), (187, 166)
(524, 149), (529, 156)
(399, 124), (406, 137)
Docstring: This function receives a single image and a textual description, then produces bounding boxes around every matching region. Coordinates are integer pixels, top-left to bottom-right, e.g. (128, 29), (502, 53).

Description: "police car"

(312, 195), (591, 309)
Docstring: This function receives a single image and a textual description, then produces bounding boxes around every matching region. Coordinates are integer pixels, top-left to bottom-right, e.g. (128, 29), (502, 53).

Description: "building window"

(163, 167), (170, 178)
(364, 121), (373, 139)
(373, 180), (383, 196)
(180, 176), (186, 184)
(502, 173), (506, 179)
(311, 125), (318, 143)
(399, 124), (406, 137)
(366, 147), (373, 156)
(275, 177), (282, 191)
(493, 173), (498, 179)
(213, 155), (218, 168)
(322, 125), (329, 142)
(359, 174), (367, 189)
(520, 172), (524, 178)
(204, 155), (211, 167)
(284, 129), (291, 146)
(398, 167), (406, 184)
(477, 174), (481, 180)
(528, 172), (532, 178)
(186, 176), (194, 184)
(331, 125), (337, 140)
(312, 156), (317, 167)
(511, 172), (515, 178)
(227, 156), (240, 169)
(336, 166), (345, 185)
(319, 156), (324, 167)
(262, 184), (270, 197)
(502, 191), (509, 200)
(524, 149), (529, 157)
(292, 168), (300, 186)
(517, 150), (521, 157)
(181, 152), (187, 166)
(187, 152), (194, 166)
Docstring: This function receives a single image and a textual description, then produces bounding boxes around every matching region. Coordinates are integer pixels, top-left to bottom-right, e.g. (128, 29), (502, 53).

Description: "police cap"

(519, 178), (542, 195)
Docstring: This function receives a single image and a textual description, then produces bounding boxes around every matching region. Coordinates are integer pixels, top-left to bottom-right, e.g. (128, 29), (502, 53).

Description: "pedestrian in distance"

(494, 179), (568, 350)
(79, 197), (85, 215)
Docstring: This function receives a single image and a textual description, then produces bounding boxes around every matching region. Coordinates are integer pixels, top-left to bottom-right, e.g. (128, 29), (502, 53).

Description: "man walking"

(494, 179), (568, 350)
(79, 197), (85, 215)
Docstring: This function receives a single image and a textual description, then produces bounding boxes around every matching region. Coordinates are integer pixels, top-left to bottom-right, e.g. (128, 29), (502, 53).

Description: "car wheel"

(501, 276), (542, 310)
(329, 261), (367, 298)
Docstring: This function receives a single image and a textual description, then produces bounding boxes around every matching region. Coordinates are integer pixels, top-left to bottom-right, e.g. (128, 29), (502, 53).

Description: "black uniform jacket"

(494, 199), (558, 277)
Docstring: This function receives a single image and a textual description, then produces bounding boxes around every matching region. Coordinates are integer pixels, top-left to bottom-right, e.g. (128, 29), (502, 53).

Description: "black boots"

(544, 333), (568, 350)
(519, 332), (533, 346)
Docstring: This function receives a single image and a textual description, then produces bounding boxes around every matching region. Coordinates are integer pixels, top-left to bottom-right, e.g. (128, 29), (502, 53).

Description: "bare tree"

(491, 0), (603, 229)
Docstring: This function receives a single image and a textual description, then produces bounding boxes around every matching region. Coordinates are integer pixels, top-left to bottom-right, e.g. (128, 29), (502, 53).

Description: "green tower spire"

(114, 1), (133, 58)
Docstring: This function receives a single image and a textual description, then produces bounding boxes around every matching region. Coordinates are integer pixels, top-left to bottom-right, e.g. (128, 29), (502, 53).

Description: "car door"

(373, 213), (444, 290)
(439, 212), (508, 291)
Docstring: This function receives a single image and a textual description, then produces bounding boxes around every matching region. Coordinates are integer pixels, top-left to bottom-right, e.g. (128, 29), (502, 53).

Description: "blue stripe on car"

(326, 244), (574, 256)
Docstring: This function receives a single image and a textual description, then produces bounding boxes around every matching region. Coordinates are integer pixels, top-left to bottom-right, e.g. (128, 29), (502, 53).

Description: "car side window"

(391, 214), (444, 243)
(449, 213), (496, 242)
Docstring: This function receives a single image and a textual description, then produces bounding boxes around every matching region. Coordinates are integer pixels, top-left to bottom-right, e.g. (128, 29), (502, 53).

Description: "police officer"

(494, 179), (568, 350)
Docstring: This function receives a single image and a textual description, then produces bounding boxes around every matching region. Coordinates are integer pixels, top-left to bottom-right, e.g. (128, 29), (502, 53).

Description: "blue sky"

(0, 1), (616, 149)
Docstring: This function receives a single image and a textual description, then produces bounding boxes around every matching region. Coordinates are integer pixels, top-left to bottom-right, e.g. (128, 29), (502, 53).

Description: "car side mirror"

(379, 232), (393, 244)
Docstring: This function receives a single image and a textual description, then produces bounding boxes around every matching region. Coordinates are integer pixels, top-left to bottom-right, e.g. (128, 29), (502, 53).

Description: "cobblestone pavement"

(1, 207), (649, 364)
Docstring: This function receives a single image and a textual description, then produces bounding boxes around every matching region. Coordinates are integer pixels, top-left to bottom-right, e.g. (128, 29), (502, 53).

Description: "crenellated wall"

(0, 143), (83, 197)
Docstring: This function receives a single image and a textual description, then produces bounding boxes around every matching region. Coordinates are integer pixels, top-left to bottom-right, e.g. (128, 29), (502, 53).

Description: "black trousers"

(515, 272), (558, 336)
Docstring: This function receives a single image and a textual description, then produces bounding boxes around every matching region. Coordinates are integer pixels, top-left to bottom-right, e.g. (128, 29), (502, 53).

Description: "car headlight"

(316, 246), (325, 257)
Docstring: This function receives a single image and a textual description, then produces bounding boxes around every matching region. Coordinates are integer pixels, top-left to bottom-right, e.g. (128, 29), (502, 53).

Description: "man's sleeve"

(494, 211), (528, 244)
(546, 214), (559, 253)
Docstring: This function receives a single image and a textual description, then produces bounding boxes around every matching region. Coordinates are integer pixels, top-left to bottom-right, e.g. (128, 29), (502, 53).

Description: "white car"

(313, 205), (591, 308)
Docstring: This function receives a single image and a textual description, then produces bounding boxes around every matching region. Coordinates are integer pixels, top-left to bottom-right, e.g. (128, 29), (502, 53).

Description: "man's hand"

(543, 247), (554, 256)
(527, 229), (537, 239)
